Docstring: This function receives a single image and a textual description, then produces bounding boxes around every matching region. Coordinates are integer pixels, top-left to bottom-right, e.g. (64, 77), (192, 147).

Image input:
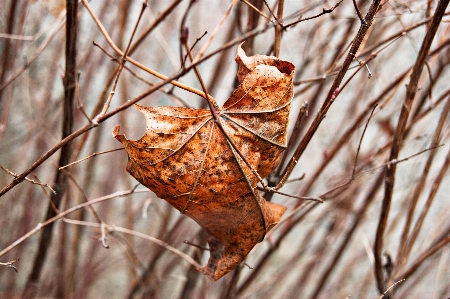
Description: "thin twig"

(62, 219), (202, 268)
(0, 258), (20, 273)
(241, 0), (272, 22)
(33, 174), (59, 214)
(100, 221), (110, 249)
(397, 232), (450, 281)
(181, 31), (220, 114)
(257, 186), (323, 203)
(0, 11), (66, 92)
(322, 144), (445, 198)
(263, 0), (280, 25)
(193, 0), (239, 62)
(81, 0), (208, 101)
(92, 41), (190, 107)
(59, 148), (124, 170)
(59, 168), (104, 224)
(183, 240), (210, 251)
(0, 33), (33, 40)
(352, 0), (366, 24)
(379, 279), (406, 299)
(96, 1), (147, 119)
(284, 0), (344, 28)
(352, 105), (378, 178)
(0, 165), (56, 194)
(75, 72), (95, 124)
(400, 144), (450, 268)
(180, 31), (207, 69)
(0, 188), (150, 258)
(337, 33), (405, 99)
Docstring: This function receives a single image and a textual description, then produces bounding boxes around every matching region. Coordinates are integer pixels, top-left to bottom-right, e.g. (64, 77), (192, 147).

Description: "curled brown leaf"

(114, 45), (294, 281)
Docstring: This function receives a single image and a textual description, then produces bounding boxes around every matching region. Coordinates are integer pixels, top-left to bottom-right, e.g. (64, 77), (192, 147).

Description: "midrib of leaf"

(225, 136), (268, 234)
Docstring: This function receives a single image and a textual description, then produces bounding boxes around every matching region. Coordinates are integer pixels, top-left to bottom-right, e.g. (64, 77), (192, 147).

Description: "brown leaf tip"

(235, 43), (295, 83)
(112, 125), (121, 137)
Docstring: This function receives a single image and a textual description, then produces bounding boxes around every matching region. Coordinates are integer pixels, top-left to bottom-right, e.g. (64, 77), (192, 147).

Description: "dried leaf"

(113, 45), (294, 281)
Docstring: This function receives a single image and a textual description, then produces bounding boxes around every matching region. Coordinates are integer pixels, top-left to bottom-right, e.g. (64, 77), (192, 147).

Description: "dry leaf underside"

(114, 45), (295, 281)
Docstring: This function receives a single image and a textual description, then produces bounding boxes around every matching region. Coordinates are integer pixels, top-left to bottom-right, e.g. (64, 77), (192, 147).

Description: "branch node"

(0, 258), (20, 273)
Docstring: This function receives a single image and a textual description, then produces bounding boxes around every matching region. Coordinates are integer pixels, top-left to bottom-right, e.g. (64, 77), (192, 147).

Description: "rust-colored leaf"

(113, 45), (294, 281)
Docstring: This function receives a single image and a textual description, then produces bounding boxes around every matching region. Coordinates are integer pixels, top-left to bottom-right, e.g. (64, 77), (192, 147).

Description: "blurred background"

(0, 0), (449, 298)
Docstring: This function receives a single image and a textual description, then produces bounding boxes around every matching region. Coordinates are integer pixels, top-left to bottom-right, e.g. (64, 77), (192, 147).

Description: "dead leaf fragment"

(114, 45), (294, 281)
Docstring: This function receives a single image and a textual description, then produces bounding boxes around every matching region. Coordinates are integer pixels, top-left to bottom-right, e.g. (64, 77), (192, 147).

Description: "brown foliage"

(114, 45), (294, 280)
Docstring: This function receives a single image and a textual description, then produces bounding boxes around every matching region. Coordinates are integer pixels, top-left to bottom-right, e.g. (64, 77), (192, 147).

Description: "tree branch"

(22, 0), (78, 297)
(373, 0), (450, 294)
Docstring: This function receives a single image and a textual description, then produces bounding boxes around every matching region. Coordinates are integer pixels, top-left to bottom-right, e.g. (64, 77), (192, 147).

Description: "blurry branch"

(395, 144), (450, 277)
(337, 33), (404, 96)
(396, 95), (450, 272)
(62, 219), (203, 269)
(96, 1), (147, 119)
(274, 0), (284, 57)
(397, 224), (450, 281)
(307, 84), (450, 201)
(129, 0), (183, 54)
(0, 10), (66, 92)
(263, 0), (280, 24)
(241, 0), (272, 22)
(0, 33), (33, 40)
(61, 169), (104, 225)
(310, 172), (385, 298)
(193, 0), (239, 62)
(35, 175), (60, 214)
(295, 21), (437, 86)
(59, 148), (124, 170)
(92, 41), (189, 106)
(276, 0), (383, 190)
(289, 144), (444, 221)
(379, 279), (406, 299)
(0, 258), (20, 273)
(352, 0), (365, 24)
(349, 145), (445, 182)
(284, 0), (344, 28)
(0, 165), (56, 194)
(374, 0), (450, 294)
(359, 12), (450, 58)
(75, 73), (94, 123)
(351, 105), (377, 178)
(81, 0), (209, 101)
(294, 13), (449, 86)
(70, 0), (189, 161)
(0, 188), (150, 258)
(244, 0), (344, 56)
(22, 1), (77, 296)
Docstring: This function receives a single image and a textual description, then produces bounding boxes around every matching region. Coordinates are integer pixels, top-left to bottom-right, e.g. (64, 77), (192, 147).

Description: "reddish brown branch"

(373, 0), (450, 293)
(22, 0), (78, 297)
(276, 0), (383, 189)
